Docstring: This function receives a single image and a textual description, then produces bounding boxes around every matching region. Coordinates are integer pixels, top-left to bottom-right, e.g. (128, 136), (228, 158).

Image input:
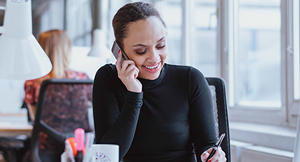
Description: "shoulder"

(24, 80), (35, 88)
(24, 75), (50, 104)
(168, 64), (207, 89)
(25, 75), (50, 88)
(100, 63), (116, 72)
(95, 64), (117, 79)
(93, 64), (122, 90)
(166, 64), (204, 78)
(93, 64), (119, 86)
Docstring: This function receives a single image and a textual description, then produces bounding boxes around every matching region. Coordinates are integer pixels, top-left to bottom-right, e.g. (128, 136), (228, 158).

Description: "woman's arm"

(27, 103), (36, 121)
(24, 80), (37, 121)
(188, 68), (218, 161)
(92, 65), (143, 159)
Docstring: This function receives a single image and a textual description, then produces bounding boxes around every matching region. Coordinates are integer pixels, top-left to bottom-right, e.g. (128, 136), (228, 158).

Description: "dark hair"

(112, 2), (166, 49)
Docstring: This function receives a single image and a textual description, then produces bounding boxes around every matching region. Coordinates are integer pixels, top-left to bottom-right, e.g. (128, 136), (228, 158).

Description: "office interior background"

(0, 0), (299, 161)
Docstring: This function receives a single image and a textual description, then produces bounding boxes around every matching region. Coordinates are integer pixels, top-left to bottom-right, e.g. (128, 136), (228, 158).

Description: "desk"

(0, 112), (32, 137)
(0, 122), (32, 137)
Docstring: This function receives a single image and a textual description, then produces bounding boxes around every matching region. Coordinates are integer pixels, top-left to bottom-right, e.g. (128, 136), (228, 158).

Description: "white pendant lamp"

(88, 29), (110, 57)
(0, 0), (52, 80)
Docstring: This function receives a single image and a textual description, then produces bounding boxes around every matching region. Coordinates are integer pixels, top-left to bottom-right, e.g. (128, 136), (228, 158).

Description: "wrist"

(127, 87), (142, 93)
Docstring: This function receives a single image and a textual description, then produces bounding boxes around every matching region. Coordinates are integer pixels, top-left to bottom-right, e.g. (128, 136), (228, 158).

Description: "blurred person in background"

(24, 29), (90, 121)
(23, 29), (92, 162)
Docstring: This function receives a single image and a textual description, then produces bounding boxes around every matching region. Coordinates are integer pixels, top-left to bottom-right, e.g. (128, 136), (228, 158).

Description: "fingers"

(125, 64), (139, 79)
(200, 147), (213, 162)
(116, 50), (136, 73)
(201, 147), (227, 162)
(200, 151), (209, 162)
(115, 50), (122, 71)
(114, 51), (142, 92)
(116, 50), (136, 71)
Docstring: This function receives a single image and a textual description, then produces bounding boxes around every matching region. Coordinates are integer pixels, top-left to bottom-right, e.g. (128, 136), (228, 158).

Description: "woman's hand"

(200, 147), (227, 162)
(116, 50), (142, 92)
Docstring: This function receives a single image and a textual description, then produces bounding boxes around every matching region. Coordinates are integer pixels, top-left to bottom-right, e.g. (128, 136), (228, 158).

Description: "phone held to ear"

(111, 41), (129, 64)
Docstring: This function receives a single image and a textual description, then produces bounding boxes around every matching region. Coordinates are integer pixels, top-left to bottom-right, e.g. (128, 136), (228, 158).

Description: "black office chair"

(0, 136), (27, 162)
(29, 79), (94, 162)
(205, 77), (231, 162)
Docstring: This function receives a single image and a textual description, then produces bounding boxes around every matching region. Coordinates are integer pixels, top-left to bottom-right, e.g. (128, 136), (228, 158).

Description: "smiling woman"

(92, 2), (226, 162)
(112, 2), (167, 81)
(121, 16), (168, 80)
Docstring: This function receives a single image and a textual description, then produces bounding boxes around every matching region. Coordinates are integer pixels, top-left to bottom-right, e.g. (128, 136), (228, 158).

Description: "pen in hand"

(205, 133), (225, 162)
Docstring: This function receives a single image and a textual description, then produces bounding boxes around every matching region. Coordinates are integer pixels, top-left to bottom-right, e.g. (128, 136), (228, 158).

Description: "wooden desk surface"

(0, 122), (32, 137)
(0, 112), (33, 137)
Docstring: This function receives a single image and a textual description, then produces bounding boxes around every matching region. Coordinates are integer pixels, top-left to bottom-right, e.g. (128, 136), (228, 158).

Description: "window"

(288, 0), (300, 126)
(234, 0), (281, 107)
(40, 0), (92, 46)
(227, 0), (299, 126)
(108, 0), (218, 76)
(193, 0), (218, 76)
(108, 0), (300, 126)
(157, 0), (219, 77)
(38, 0), (297, 126)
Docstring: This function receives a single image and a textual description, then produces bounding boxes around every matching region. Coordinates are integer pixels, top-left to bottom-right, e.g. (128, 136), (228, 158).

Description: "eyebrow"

(157, 37), (165, 43)
(132, 37), (166, 47)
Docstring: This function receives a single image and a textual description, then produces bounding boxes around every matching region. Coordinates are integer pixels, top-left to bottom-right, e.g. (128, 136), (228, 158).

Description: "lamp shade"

(88, 29), (111, 57)
(0, 0), (52, 80)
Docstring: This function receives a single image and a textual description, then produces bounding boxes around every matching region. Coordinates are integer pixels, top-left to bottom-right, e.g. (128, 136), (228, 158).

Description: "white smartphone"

(111, 41), (129, 64)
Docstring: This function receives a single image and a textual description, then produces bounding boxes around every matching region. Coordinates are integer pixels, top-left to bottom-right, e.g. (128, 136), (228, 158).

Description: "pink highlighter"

(75, 128), (85, 162)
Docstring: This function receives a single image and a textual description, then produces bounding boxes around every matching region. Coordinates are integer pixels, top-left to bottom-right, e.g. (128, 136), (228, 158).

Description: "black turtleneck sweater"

(92, 63), (217, 162)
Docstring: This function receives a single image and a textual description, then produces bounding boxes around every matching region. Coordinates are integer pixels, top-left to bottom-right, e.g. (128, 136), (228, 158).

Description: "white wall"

(0, 79), (25, 113)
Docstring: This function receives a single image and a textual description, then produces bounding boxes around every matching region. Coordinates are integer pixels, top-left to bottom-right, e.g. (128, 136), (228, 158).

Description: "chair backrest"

(30, 79), (93, 162)
(206, 77), (231, 162)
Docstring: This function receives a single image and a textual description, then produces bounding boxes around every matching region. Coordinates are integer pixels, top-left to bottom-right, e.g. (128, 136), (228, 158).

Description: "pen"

(205, 133), (225, 162)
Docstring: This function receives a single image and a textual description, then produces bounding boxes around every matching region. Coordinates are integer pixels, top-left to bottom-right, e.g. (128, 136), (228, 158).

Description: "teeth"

(145, 64), (159, 69)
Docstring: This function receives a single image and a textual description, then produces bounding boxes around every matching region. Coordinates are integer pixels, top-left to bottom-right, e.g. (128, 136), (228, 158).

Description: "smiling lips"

(143, 62), (161, 73)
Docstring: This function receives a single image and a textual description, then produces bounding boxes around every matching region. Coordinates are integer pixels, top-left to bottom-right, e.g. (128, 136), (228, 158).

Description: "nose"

(147, 49), (160, 63)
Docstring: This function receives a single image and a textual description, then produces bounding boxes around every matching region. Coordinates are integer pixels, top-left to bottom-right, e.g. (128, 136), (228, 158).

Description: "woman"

(24, 29), (91, 121)
(24, 29), (92, 161)
(93, 2), (226, 162)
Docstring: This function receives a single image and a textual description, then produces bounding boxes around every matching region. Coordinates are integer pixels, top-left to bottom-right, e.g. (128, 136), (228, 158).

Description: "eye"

(157, 43), (165, 49)
(157, 45), (165, 49)
(135, 49), (147, 55)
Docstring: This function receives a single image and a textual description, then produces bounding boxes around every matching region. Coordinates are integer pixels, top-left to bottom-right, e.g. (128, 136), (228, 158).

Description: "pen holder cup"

(91, 144), (119, 162)
(60, 144), (119, 162)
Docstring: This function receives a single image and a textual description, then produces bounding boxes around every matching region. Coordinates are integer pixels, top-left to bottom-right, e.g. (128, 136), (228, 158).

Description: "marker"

(75, 128), (85, 162)
(206, 133), (225, 162)
(67, 137), (77, 156)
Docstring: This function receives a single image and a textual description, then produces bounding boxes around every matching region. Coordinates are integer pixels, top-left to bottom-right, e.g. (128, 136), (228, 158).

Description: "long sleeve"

(92, 64), (143, 159)
(188, 68), (218, 161)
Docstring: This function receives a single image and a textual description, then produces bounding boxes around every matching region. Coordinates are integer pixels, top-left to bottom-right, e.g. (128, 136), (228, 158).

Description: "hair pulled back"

(112, 2), (166, 49)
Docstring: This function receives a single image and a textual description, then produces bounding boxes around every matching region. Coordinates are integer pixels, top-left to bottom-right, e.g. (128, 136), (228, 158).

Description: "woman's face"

(122, 16), (168, 80)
